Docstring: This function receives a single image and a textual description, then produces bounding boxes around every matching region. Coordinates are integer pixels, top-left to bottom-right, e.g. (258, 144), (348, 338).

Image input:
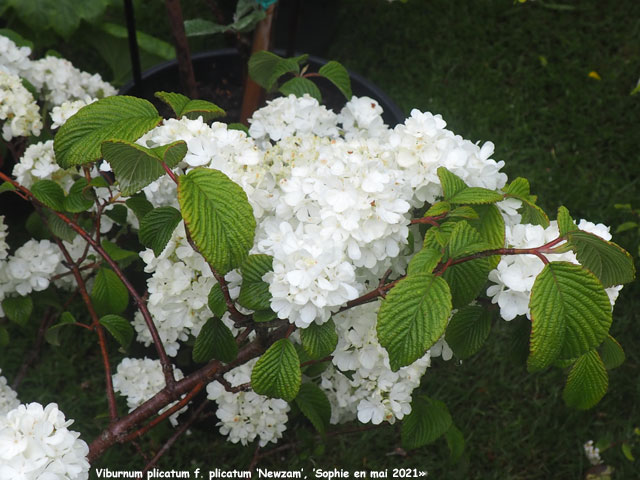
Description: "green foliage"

(251, 338), (301, 401)
(192, 318), (238, 363)
(445, 425), (465, 463)
(2, 295), (33, 326)
(445, 306), (492, 359)
(178, 168), (255, 274)
(207, 284), (227, 318)
(528, 262), (612, 372)
(64, 178), (94, 213)
(125, 194), (154, 223)
(599, 335), (625, 370)
(54, 96), (161, 169)
(377, 273), (452, 371)
(101, 139), (186, 196)
(91, 267), (129, 317)
(565, 230), (635, 288)
(556, 206), (578, 235)
(562, 350), (608, 410)
(402, 396), (453, 449)
(99, 314), (133, 348)
(31, 180), (65, 211)
(294, 383), (332, 434)
(279, 77), (322, 102)
(504, 177), (550, 227)
(318, 61), (353, 99)
(44, 311), (76, 346)
(44, 211), (76, 242)
(300, 319), (338, 359)
(184, 0), (266, 36)
(139, 207), (182, 257)
(238, 254), (273, 311)
(100, 240), (138, 267)
(155, 92), (225, 122)
(249, 51), (302, 91)
(407, 247), (443, 275)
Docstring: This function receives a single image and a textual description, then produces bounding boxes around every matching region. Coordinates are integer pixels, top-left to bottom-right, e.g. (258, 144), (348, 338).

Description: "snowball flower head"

(0, 402), (89, 480)
(0, 369), (20, 415)
(0, 70), (43, 141)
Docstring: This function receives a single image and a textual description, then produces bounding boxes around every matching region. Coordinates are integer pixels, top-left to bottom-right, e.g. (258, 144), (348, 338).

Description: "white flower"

(49, 97), (97, 129)
(206, 359), (290, 447)
(0, 70), (43, 141)
(583, 440), (603, 466)
(0, 35), (32, 77)
(0, 215), (9, 261)
(0, 402), (89, 480)
(0, 369), (20, 415)
(112, 358), (186, 426)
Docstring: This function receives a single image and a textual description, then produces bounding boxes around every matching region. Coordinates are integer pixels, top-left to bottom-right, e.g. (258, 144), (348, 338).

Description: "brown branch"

(164, 0), (198, 98)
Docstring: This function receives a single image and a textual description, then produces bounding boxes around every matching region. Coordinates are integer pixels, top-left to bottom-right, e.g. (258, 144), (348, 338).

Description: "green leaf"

(425, 201), (450, 217)
(443, 258), (491, 309)
(616, 221), (638, 233)
(178, 168), (255, 274)
(294, 383), (331, 434)
(2, 295), (33, 326)
(300, 318), (338, 359)
(0, 181), (16, 194)
(88, 176), (110, 189)
(519, 198), (550, 227)
(184, 18), (228, 36)
(101, 240), (138, 266)
(139, 207), (182, 257)
(192, 317), (238, 363)
(207, 283), (227, 318)
(557, 206), (578, 235)
(279, 77), (322, 102)
(0, 28), (34, 49)
(249, 51), (301, 90)
(566, 230), (635, 287)
(101, 140), (184, 196)
(377, 273), (452, 371)
(504, 177), (530, 197)
(44, 211), (76, 242)
(125, 194), (154, 222)
(155, 92), (225, 122)
(445, 306), (492, 359)
(45, 311), (75, 346)
(448, 206), (479, 219)
(407, 248), (443, 275)
(99, 314), (133, 348)
(228, 123), (249, 134)
(31, 180), (65, 211)
(253, 309), (278, 323)
(468, 204), (504, 268)
(621, 443), (635, 462)
(318, 61), (352, 99)
(445, 425), (465, 463)
(528, 262), (612, 371)
(599, 335), (625, 370)
(238, 254), (273, 311)
(150, 141), (189, 169)
(98, 23), (174, 61)
(563, 350), (608, 409)
(91, 268), (129, 317)
(64, 178), (94, 213)
(447, 220), (492, 259)
(251, 338), (301, 401)
(437, 167), (467, 199)
(401, 396), (452, 449)
(105, 205), (129, 226)
(54, 96), (161, 169)
(26, 211), (53, 241)
(448, 187), (504, 205)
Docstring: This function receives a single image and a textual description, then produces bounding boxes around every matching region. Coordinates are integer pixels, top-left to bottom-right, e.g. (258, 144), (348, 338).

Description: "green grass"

(2, 0), (640, 478)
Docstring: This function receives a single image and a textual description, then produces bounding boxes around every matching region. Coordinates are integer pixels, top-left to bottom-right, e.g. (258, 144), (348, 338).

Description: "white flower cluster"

(321, 301), (430, 425)
(0, 402), (90, 479)
(206, 358), (290, 446)
(0, 35), (32, 77)
(50, 96), (97, 130)
(112, 357), (186, 426)
(0, 369), (20, 415)
(583, 440), (603, 466)
(0, 70), (43, 141)
(12, 140), (74, 190)
(487, 220), (623, 321)
(134, 222), (243, 356)
(0, 215), (8, 260)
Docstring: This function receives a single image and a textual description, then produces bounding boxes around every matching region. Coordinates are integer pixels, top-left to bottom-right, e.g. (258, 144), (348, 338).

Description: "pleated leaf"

(279, 77), (322, 102)
(2, 295), (33, 326)
(102, 140), (186, 196)
(31, 180), (65, 211)
(99, 314), (133, 348)
(300, 318), (338, 359)
(437, 167), (467, 199)
(402, 396), (452, 449)
(563, 350), (608, 410)
(448, 187), (504, 205)
(377, 273), (452, 371)
(192, 317), (238, 363)
(294, 383), (332, 433)
(91, 267), (129, 317)
(445, 425), (465, 463)
(45, 312), (75, 346)
(249, 51), (300, 90)
(557, 206), (578, 235)
(178, 168), (255, 274)
(407, 248), (443, 275)
(139, 206), (182, 256)
(566, 230), (635, 288)
(445, 306), (492, 359)
(251, 338), (301, 401)
(207, 283), (228, 318)
(469, 204), (505, 269)
(155, 91), (225, 122)
(63, 178), (94, 213)
(125, 194), (153, 222)
(54, 96), (161, 168)
(443, 258), (491, 309)
(528, 262), (611, 372)
(318, 60), (352, 99)
(238, 254), (273, 311)
(599, 335), (625, 370)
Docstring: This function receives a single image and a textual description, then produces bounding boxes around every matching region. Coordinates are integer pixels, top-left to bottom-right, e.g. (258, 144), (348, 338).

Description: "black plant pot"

(120, 49), (406, 126)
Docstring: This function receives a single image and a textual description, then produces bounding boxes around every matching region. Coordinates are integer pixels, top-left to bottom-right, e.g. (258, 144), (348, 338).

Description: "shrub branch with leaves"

(0, 32), (635, 476)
